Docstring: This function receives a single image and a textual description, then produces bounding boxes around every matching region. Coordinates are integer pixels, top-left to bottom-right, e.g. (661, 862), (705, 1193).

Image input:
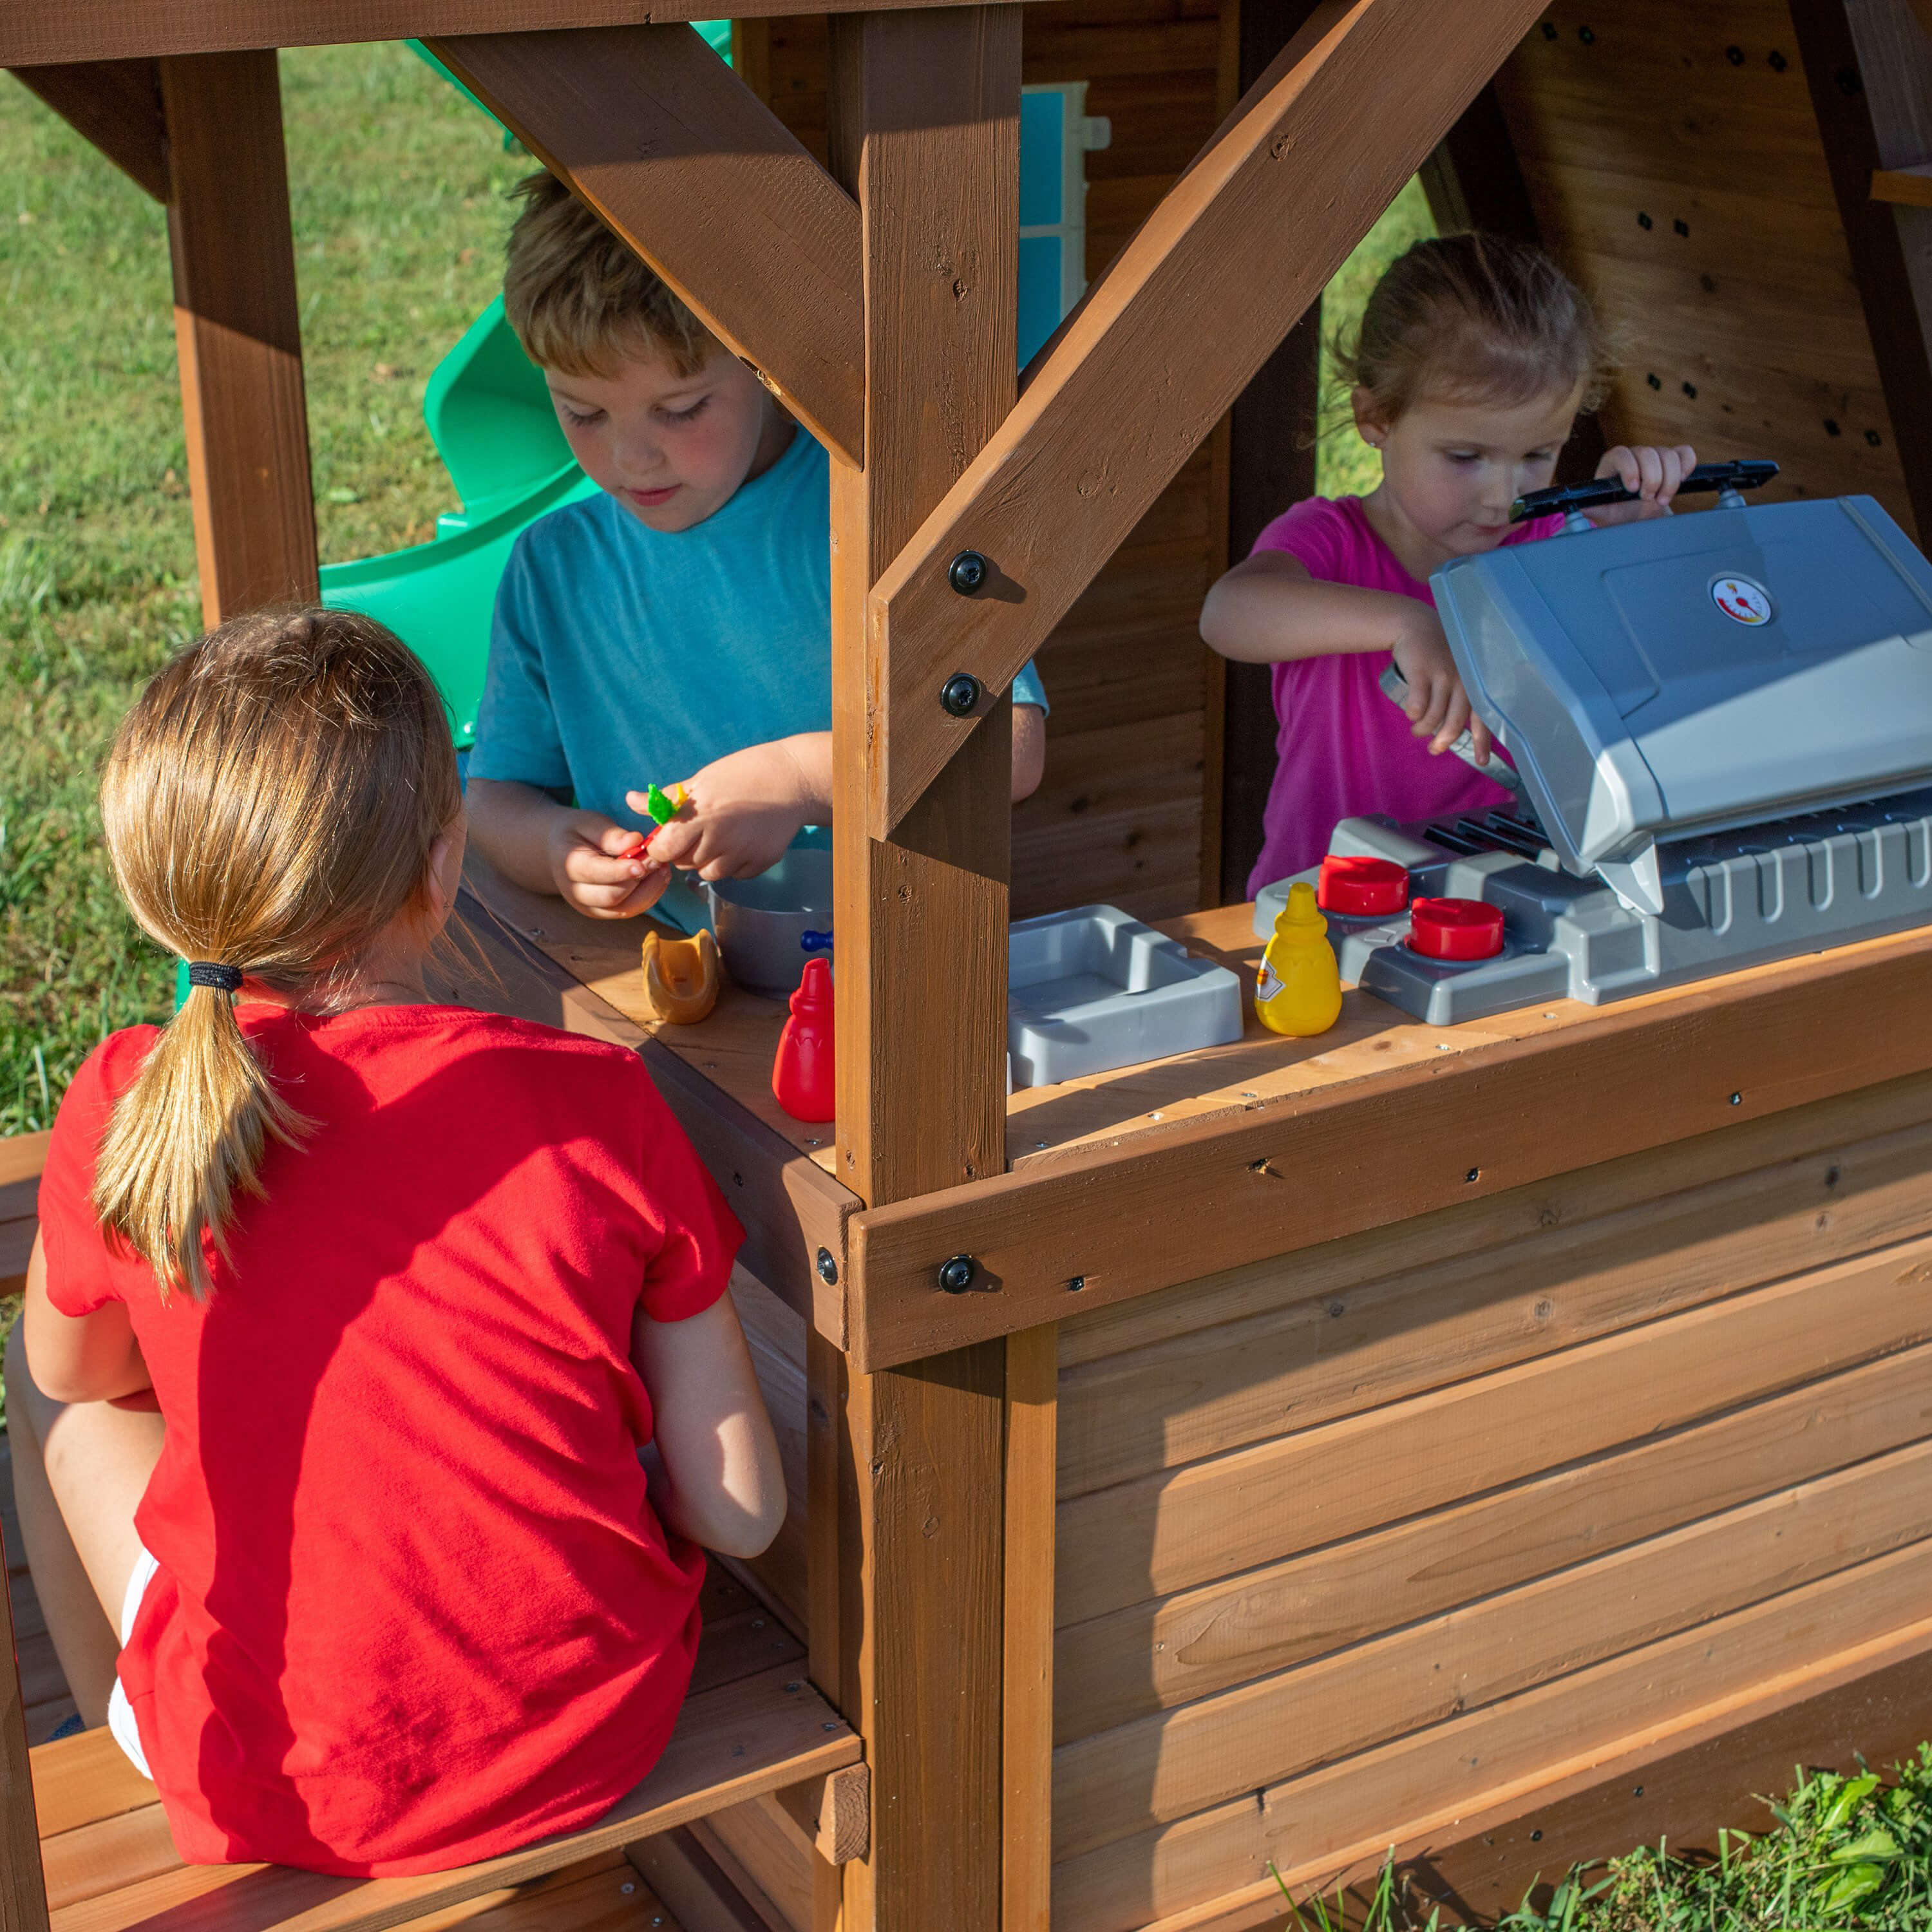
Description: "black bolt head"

(1637, 211), (1653, 229)
(817, 1247), (839, 1286)
(937, 1254), (976, 1294)
(948, 550), (989, 596)
(1725, 44), (1744, 64)
(940, 672), (983, 717)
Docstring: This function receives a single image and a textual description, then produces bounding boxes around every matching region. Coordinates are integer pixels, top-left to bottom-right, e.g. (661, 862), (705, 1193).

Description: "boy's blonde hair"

(93, 608), (462, 1300)
(504, 171), (713, 378)
(1335, 232), (1615, 424)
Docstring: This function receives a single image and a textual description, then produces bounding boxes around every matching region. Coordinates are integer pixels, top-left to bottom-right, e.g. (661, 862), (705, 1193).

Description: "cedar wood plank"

(1054, 1233), (1932, 1624)
(0, 1526), (50, 1932)
(1052, 1437), (1932, 1859)
(864, 0), (1551, 837)
(1001, 1324), (1057, 1932)
(846, 925), (1932, 1370)
(427, 26), (864, 469)
(44, 1669), (855, 1932)
(1057, 1106), (1932, 1497)
(8, 62), (169, 202)
(819, 21), (1019, 1932)
(160, 51), (320, 626)
(1108, 1615), (1932, 1932)
(1056, 1338), (1932, 1739)
(1051, 1564), (1932, 1932)
(0, 0), (1030, 66)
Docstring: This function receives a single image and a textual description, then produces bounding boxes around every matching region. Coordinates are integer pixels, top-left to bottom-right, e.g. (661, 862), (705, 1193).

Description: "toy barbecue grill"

(1255, 459), (1932, 1025)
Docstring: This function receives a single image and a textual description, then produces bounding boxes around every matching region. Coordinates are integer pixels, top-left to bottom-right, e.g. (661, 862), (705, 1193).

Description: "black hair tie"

(185, 961), (243, 993)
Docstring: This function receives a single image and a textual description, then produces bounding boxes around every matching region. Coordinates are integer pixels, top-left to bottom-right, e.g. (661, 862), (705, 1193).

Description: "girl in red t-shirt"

(3, 608), (785, 1876)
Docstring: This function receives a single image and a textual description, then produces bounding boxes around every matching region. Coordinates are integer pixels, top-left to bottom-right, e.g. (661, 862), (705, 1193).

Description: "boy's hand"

(1390, 610), (1492, 762)
(632, 739), (821, 882)
(546, 809), (672, 919)
(1591, 443), (1698, 521)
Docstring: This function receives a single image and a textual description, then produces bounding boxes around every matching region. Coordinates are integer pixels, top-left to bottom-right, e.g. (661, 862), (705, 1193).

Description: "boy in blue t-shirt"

(468, 175), (1048, 926)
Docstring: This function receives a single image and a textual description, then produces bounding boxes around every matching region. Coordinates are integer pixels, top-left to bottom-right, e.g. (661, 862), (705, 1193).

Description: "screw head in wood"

(948, 549), (989, 595)
(817, 1247), (838, 1285)
(937, 1253), (976, 1294)
(940, 672), (983, 717)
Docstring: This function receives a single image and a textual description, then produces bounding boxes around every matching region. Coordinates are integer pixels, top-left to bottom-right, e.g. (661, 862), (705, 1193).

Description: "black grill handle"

(1511, 458), (1779, 525)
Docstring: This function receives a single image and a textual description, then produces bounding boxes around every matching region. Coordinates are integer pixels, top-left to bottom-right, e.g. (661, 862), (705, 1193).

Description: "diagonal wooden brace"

(9, 58), (168, 201)
(862, 0), (1551, 838)
(428, 24), (864, 469)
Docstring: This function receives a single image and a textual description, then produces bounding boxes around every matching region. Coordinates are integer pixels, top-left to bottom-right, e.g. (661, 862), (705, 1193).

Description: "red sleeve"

(37, 1031), (156, 1318)
(629, 1070), (744, 1325)
(1249, 495), (1354, 576)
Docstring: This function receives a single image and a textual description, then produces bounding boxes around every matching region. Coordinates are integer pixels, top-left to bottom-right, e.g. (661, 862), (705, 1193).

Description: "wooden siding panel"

(1055, 1338), (1932, 1740)
(1056, 1068), (1932, 1365)
(1051, 1436), (1932, 1859)
(1056, 1232), (1932, 1625)
(1051, 1558), (1932, 1932)
(1058, 1108), (1932, 1497)
(1493, 0), (1913, 525)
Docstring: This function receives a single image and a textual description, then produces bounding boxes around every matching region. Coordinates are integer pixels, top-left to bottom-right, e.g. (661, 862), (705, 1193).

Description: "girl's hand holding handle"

(546, 809), (672, 920)
(1390, 609), (1493, 763)
(1593, 442), (1698, 518)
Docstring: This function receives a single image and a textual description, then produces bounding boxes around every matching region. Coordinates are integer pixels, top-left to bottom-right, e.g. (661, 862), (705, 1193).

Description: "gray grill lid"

(1431, 493), (1932, 912)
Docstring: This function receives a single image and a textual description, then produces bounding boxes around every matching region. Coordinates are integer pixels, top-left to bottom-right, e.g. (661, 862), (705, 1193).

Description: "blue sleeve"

(468, 530), (573, 791)
(1013, 656), (1049, 715)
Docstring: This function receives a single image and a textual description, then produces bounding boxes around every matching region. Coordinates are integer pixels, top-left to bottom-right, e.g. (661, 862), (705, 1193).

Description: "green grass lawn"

(0, 43), (526, 1140)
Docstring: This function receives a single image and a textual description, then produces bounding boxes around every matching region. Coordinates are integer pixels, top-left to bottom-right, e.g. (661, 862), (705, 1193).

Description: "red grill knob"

(1408, 896), (1505, 961)
(1318, 855), (1410, 917)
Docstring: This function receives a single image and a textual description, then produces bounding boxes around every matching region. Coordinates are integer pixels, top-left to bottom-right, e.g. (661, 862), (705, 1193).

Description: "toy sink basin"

(1007, 905), (1242, 1088)
(708, 846), (833, 999)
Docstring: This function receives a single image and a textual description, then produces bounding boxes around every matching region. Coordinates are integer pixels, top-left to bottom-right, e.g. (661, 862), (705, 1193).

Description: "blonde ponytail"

(91, 607), (460, 1299)
(92, 976), (311, 1300)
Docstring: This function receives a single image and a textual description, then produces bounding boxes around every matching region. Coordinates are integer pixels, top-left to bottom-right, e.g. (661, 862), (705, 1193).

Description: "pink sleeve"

(36, 1037), (146, 1318)
(1249, 496), (1356, 580)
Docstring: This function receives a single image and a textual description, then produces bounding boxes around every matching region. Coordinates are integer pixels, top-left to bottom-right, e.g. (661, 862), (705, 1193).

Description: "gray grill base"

(1253, 788), (1932, 1026)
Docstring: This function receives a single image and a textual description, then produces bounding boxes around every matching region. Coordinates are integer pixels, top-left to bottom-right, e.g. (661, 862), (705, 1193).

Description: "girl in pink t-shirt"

(1202, 233), (1699, 893)
(3, 609), (786, 1875)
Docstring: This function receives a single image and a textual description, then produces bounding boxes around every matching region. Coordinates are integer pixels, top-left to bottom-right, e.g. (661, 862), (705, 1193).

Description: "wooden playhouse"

(6, 1), (1932, 1927)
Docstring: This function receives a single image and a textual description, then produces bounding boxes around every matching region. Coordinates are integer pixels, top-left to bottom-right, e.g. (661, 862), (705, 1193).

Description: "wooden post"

(0, 1523), (50, 1932)
(815, 10), (1021, 1930)
(1792, 0), (1932, 540)
(160, 50), (319, 627)
(1001, 1322), (1058, 1932)
(1220, 0), (1329, 905)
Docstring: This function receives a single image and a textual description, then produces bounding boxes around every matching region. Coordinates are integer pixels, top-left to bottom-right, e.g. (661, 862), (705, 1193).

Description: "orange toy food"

(641, 928), (721, 1024)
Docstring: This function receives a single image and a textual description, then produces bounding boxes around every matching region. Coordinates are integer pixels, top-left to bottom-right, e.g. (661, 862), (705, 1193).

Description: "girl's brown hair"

(1335, 232), (1615, 426)
(92, 607), (462, 1299)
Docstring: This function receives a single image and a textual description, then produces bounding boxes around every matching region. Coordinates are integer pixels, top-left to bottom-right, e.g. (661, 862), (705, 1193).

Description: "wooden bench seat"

(24, 1582), (857, 1932)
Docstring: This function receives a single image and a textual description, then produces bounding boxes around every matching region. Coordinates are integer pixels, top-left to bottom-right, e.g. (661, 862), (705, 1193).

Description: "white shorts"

(106, 1542), (158, 1780)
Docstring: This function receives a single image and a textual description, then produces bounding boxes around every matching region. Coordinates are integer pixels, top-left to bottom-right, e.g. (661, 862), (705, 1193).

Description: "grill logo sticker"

(1710, 574), (1774, 625)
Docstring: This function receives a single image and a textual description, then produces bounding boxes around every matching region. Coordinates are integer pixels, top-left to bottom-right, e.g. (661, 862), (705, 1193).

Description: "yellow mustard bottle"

(1255, 880), (1342, 1036)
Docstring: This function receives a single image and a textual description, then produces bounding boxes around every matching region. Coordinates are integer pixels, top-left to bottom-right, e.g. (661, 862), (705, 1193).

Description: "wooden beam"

(0, 1530), (50, 1932)
(426, 26), (864, 470)
(160, 50), (318, 627)
(1792, 0), (1932, 540)
(1001, 1323), (1057, 1932)
(862, 0), (1550, 838)
(1219, 0), (1328, 905)
(1, 0), (1033, 64)
(811, 19), (1019, 1931)
(841, 927), (1932, 1372)
(9, 59), (168, 202)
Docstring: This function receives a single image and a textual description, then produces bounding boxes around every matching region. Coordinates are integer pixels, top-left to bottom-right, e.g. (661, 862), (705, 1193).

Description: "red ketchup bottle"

(772, 957), (835, 1122)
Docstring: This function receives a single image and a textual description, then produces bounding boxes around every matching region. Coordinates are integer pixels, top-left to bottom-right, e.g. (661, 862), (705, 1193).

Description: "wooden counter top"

(460, 855), (1932, 1180)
